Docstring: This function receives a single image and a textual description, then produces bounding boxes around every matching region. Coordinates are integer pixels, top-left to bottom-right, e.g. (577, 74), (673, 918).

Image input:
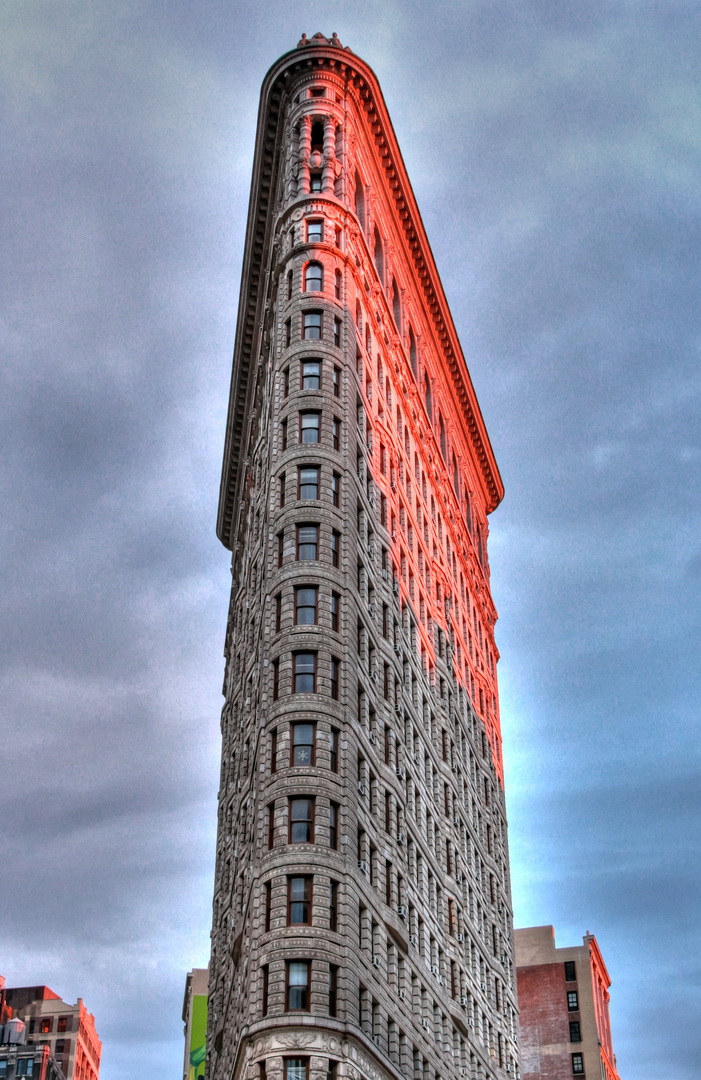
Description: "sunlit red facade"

(209, 31), (518, 1080)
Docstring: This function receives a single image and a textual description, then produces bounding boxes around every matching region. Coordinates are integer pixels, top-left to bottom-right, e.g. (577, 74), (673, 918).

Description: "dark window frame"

(291, 721), (317, 766)
(329, 802), (339, 849)
(285, 962), (311, 1012)
(301, 359), (321, 391)
(298, 466), (320, 501)
(330, 657), (340, 700)
(289, 796), (315, 844)
(287, 875), (313, 925)
(303, 310), (323, 340)
(296, 523), (319, 561)
(284, 1059), (310, 1080)
(329, 726), (339, 771)
(304, 261), (324, 293)
(567, 991), (579, 1012)
(293, 651), (317, 694)
(294, 586), (318, 626)
(299, 411), (321, 445)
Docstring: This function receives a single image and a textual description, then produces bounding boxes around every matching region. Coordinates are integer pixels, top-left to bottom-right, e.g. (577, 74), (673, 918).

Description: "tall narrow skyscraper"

(209, 32), (518, 1080)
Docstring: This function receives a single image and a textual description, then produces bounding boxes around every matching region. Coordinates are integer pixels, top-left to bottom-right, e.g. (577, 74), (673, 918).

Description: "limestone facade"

(208, 31), (519, 1080)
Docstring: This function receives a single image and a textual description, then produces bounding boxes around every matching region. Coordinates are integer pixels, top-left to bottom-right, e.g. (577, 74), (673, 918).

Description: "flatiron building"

(208, 31), (519, 1080)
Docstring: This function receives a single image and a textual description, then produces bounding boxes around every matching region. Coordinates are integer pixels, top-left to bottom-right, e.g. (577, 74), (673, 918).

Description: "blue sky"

(1, 2), (699, 1077)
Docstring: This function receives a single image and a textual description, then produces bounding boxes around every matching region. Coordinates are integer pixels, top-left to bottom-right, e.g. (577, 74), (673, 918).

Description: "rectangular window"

(329, 880), (338, 930)
(569, 1021), (581, 1043)
(333, 366), (341, 397)
(567, 991), (579, 1011)
(307, 220), (323, 242)
(331, 530), (340, 568)
(265, 881), (272, 931)
(268, 804), (275, 849)
(15, 1061), (34, 1077)
(329, 727), (339, 772)
(288, 876), (312, 924)
(289, 797), (315, 843)
(301, 359), (321, 390)
(285, 1059), (309, 1080)
(281, 419), (288, 451)
(262, 965), (269, 1015)
(298, 466), (320, 500)
(300, 411), (320, 444)
(40, 1019), (52, 1034)
(334, 318), (341, 347)
(291, 722), (316, 766)
(285, 319), (291, 347)
(271, 728), (278, 773)
(329, 965), (338, 1017)
(278, 531), (284, 568)
(330, 657), (340, 700)
(332, 417), (341, 451)
(564, 961), (576, 982)
(332, 472), (340, 507)
(295, 587), (318, 625)
(57, 1019), (68, 1033)
(571, 1054), (584, 1075)
(273, 659), (280, 700)
(287, 268), (293, 300)
(335, 226), (342, 248)
(329, 802), (339, 849)
(304, 311), (322, 340)
(286, 962), (310, 1011)
(290, 525), (316, 564)
(275, 594), (282, 633)
(279, 471), (286, 507)
(293, 652), (317, 693)
(310, 173), (322, 192)
(260, 1062), (267, 1080)
(331, 593), (340, 633)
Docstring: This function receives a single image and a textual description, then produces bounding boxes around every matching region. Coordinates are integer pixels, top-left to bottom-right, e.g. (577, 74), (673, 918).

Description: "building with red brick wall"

(514, 927), (620, 1080)
(2, 984), (101, 1080)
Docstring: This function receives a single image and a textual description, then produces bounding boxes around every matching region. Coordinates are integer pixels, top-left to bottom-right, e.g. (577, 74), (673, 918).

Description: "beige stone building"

(2, 984), (100, 1080)
(208, 30), (519, 1080)
(514, 927), (620, 1080)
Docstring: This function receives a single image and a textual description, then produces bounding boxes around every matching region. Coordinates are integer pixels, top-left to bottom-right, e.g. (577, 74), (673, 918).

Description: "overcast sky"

(1, 2), (699, 1077)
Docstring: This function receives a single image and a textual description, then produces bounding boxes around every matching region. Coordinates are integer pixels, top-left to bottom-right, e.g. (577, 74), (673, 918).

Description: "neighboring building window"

(293, 652), (316, 693)
(329, 727), (339, 771)
(55, 1041), (65, 1054)
(332, 417), (341, 451)
(297, 524), (319, 560)
(0, 1062), (7, 1078)
(15, 1060), (34, 1077)
(571, 1054), (584, 1075)
(331, 594), (340, 633)
(291, 722), (316, 765)
(300, 411), (320, 443)
(285, 1058), (309, 1080)
(57, 1019), (68, 1033)
(333, 366), (341, 397)
(40, 1019), (52, 1033)
(331, 472), (340, 507)
(295, 587), (318, 626)
(286, 962), (311, 1011)
(330, 657), (340, 700)
(328, 965), (338, 1017)
(305, 262), (323, 292)
(334, 270), (342, 299)
(289, 798), (314, 843)
(567, 991), (579, 1011)
(569, 1021), (581, 1043)
(288, 876), (312, 924)
(303, 312), (322, 339)
(307, 220), (323, 243)
(301, 359), (321, 389)
(329, 880), (338, 930)
(331, 530), (340, 567)
(298, 466), (320, 500)
(564, 961), (577, 982)
(329, 802), (339, 849)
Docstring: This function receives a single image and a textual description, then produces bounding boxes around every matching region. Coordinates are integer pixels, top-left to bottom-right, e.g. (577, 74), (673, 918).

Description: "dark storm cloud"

(1, 2), (699, 1078)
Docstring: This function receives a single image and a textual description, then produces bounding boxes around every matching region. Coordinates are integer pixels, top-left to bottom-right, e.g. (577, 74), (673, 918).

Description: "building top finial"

(296, 31), (345, 49)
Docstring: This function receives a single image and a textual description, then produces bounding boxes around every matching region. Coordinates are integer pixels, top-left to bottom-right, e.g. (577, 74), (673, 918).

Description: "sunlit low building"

(2, 983), (100, 1080)
(514, 926), (621, 1080)
(208, 29), (519, 1080)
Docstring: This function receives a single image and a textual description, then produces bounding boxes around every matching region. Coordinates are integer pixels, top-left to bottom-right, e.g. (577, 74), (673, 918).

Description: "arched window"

(354, 171), (365, 230)
(424, 375), (432, 421)
(374, 228), (384, 283)
(409, 326), (417, 379)
(439, 414), (446, 460)
(392, 277), (401, 330)
(304, 262), (323, 292)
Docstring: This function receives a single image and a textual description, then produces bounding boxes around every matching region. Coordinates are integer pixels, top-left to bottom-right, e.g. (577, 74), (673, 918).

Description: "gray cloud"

(1, 1), (699, 1077)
